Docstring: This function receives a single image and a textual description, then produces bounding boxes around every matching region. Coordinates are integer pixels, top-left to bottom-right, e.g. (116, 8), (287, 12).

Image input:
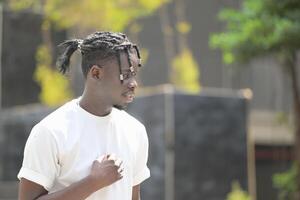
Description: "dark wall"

(173, 94), (248, 200)
(0, 105), (54, 181)
(128, 90), (250, 200)
(1, 9), (67, 108)
(2, 10), (43, 107)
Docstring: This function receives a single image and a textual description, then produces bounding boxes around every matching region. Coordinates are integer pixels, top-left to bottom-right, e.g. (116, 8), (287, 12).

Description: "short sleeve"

(17, 124), (60, 191)
(132, 126), (150, 186)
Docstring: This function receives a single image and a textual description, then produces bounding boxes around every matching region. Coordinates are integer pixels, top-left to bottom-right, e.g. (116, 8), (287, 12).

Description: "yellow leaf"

(176, 21), (191, 34)
(34, 45), (73, 107)
(171, 48), (201, 93)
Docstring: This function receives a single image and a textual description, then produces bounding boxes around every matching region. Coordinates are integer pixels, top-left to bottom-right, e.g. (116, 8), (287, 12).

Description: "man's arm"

(132, 184), (140, 200)
(19, 155), (123, 200)
(19, 179), (47, 200)
(19, 176), (95, 200)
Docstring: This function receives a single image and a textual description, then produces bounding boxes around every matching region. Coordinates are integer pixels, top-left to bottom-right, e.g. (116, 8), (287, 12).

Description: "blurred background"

(0, 0), (299, 200)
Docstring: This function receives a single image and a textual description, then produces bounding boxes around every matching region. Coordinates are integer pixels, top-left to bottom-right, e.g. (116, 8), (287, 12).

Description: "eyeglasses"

(118, 45), (142, 83)
(120, 66), (137, 81)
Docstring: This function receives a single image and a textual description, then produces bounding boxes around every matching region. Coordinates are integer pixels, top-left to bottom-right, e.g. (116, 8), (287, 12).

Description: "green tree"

(8, 0), (169, 106)
(273, 164), (298, 200)
(9, 0), (169, 31)
(210, 0), (300, 198)
(227, 182), (251, 200)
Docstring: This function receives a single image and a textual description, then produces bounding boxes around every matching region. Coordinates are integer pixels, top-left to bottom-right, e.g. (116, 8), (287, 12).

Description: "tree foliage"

(226, 182), (251, 200)
(273, 164), (298, 200)
(210, 1), (300, 199)
(9, 0), (169, 31)
(34, 45), (72, 106)
(171, 48), (200, 93)
(210, 0), (300, 64)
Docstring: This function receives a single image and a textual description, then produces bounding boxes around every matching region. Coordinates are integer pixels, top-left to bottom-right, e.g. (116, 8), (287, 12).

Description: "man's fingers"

(115, 159), (123, 167)
(118, 167), (124, 174)
(107, 154), (123, 166)
(108, 153), (117, 161)
(100, 157), (104, 162)
(97, 154), (123, 169)
(96, 154), (109, 162)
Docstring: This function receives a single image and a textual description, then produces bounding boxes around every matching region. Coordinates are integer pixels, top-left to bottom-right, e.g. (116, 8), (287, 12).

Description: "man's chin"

(113, 104), (127, 110)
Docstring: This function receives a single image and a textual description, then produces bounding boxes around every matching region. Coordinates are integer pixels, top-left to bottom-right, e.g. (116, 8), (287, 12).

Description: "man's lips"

(122, 91), (135, 102)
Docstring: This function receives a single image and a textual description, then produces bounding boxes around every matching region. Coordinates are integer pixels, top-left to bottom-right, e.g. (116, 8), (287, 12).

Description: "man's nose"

(128, 78), (138, 89)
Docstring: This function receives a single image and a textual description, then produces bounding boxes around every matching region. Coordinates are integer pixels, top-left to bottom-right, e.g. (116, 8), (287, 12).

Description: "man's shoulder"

(38, 99), (77, 130)
(114, 108), (145, 129)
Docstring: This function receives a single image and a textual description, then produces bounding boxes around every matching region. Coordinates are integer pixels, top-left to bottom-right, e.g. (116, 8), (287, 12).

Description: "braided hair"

(56, 31), (142, 82)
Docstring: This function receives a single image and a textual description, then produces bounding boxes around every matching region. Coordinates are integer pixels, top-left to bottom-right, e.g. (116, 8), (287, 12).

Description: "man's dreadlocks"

(56, 31), (142, 82)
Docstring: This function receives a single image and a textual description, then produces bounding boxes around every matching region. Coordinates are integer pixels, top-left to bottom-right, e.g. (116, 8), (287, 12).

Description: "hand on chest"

(58, 125), (138, 184)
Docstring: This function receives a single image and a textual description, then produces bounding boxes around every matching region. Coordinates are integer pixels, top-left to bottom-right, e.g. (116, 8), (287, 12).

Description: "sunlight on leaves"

(226, 182), (251, 200)
(34, 45), (73, 106)
(171, 48), (200, 93)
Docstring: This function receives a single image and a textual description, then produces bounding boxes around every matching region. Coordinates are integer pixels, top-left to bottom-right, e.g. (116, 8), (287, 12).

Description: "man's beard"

(113, 104), (126, 110)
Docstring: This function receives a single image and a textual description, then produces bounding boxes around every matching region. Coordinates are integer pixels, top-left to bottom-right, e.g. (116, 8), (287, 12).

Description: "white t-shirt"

(18, 98), (150, 200)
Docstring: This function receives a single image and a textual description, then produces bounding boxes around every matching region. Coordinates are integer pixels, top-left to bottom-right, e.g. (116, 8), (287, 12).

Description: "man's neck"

(79, 94), (112, 117)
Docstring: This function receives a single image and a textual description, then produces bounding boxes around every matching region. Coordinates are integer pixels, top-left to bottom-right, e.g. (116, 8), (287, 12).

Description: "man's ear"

(90, 65), (103, 80)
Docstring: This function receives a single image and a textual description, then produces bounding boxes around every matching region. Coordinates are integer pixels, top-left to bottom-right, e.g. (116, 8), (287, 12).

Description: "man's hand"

(88, 154), (124, 190)
(19, 154), (124, 200)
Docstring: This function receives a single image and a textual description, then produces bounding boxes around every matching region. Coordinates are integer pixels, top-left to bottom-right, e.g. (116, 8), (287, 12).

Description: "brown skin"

(18, 51), (141, 200)
(80, 51), (139, 116)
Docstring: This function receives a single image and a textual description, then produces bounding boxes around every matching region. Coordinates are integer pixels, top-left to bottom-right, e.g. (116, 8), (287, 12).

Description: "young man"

(18, 31), (150, 200)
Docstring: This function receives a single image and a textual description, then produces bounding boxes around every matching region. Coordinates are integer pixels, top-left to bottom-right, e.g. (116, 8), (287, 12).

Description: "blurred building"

(134, 1), (295, 199)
